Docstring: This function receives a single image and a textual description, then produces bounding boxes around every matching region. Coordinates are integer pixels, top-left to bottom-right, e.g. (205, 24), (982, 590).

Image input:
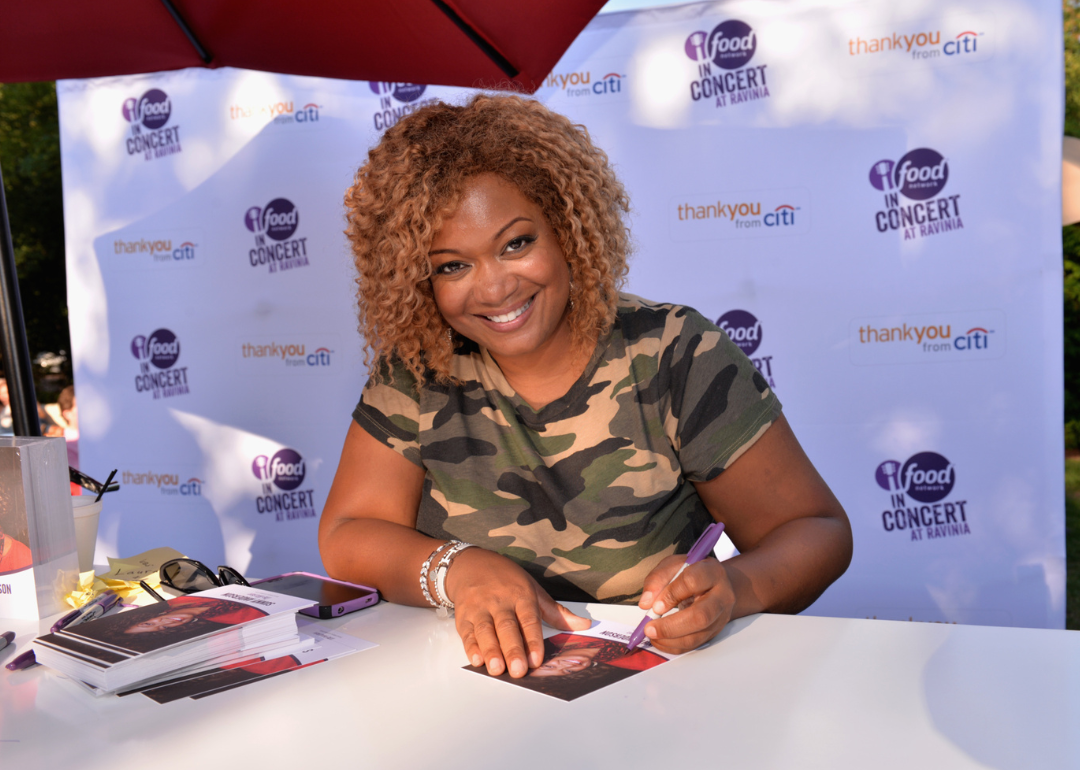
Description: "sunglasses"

(159, 558), (250, 594)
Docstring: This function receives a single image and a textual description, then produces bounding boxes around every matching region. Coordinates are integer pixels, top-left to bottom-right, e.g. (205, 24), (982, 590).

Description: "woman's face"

(124, 606), (207, 634)
(428, 174), (573, 369)
(528, 645), (600, 677)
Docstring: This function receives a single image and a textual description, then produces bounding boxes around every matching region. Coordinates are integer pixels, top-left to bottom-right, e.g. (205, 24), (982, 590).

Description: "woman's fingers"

(536, 588), (592, 632)
(462, 612), (508, 675)
(516, 602), (547, 669)
(639, 555), (688, 609)
(643, 560), (733, 653)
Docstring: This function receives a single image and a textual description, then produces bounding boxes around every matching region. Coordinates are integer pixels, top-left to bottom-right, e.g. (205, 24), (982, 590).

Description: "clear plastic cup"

(70, 496), (103, 572)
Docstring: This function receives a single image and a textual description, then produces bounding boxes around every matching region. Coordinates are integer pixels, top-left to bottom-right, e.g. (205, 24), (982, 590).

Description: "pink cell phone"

(251, 572), (380, 619)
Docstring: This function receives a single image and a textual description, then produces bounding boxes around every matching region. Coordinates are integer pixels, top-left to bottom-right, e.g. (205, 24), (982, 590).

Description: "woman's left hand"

(637, 555), (734, 654)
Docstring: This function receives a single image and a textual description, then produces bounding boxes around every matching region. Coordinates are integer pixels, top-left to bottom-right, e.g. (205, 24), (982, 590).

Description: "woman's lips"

(483, 296), (533, 324)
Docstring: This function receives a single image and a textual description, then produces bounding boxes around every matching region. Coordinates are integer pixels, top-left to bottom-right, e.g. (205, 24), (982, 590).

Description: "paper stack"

(33, 585), (313, 694)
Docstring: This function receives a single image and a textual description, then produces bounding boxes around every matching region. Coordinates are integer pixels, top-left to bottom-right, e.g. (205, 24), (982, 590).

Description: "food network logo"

(541, 70), (626, 98)
(684, 20), (770, 109)
(717, 310), (777, 389)
(229, 98), (321, 125)
(113, 237), (196, 263)
(869, 148), (963, 241)
(670, 188), (809, 242)
(875, 452), (971, 542)
(120, 470), (202, 496)
(252, 448), (316, 522)
(241, 342), (333, 368)
(370, 82), (436, 131)
(131, 328), (190, 400)
(122, 88), (182, 161)
(244, 198), (309, 274)
(849, 310), (1005, 366)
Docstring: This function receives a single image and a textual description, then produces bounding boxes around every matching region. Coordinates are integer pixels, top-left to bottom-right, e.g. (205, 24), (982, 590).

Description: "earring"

(568, 278), (575, 310)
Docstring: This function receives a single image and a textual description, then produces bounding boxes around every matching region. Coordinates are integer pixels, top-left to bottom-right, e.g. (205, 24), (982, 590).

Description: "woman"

(320, 94), (852, 680)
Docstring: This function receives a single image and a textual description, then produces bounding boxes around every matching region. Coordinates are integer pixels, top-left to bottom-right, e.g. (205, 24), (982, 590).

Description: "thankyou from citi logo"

(848, 22), (988, 68)
(542, 70), (626, 99)
(130, 328), (190, 399)
(229, 98), (321, 125)
(849, 310), (1005, 366)
(370, 82), (435, 131)
(684, 20), (770, 109)
(241, 341), (333, 368)
(122, 88), (182, 161)
(717, 310), (777, 389)
(244, 198), (309, 274)
(113, 237), (196, 263)
(252, 448), (316, 523)
(671, 188), (809, 241)
(121, 470), (202, 496)
(875, 453), (971, 543)
(869, 148), (962, 241)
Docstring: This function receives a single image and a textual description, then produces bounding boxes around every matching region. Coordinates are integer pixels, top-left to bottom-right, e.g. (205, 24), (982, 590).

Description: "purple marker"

(626, 521), (726, 651)
(50, 589), (121, 634)
(6, 649), (36, 671)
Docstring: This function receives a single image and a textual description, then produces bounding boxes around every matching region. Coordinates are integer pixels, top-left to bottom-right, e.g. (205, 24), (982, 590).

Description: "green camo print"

(354, 294), (781, 604)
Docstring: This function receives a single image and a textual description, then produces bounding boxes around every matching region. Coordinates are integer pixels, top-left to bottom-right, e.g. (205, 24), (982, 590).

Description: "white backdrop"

(58, 0), (1065, 627)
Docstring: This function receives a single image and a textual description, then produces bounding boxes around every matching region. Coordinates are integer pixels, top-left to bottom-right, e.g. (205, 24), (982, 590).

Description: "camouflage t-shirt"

(353, 294), (782, 604)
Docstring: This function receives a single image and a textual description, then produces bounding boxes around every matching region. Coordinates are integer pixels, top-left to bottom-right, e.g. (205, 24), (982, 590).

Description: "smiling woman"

(320, 94), (852, 682)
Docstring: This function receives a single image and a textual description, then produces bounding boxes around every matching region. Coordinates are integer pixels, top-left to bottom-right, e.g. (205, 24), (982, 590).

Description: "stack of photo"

(32, 585), (313, 695)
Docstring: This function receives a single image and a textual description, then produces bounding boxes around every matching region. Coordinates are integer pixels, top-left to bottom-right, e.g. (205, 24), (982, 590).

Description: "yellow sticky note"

(101, 547), (187, 583)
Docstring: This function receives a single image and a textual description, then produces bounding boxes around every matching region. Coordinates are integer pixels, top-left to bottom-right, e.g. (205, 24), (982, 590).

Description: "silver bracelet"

(419, 541), (455, 609)
(433, 541), (476, 618)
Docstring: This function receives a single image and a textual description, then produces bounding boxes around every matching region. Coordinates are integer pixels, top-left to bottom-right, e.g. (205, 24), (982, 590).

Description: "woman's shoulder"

(615, 292), (720, 347)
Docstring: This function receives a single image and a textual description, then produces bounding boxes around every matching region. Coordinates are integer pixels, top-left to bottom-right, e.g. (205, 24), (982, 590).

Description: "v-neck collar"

(476, 332), (612, 430)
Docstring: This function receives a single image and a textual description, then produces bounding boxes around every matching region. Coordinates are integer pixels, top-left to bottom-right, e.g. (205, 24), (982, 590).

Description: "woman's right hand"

(446, 547), (591, 679)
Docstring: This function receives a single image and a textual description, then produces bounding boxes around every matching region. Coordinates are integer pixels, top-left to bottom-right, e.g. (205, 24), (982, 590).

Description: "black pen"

(140, 580), (166, 602)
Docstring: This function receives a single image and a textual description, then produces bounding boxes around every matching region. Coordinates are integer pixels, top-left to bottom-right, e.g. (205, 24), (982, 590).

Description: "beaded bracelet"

(419, 541), (455, 609)
(433, 542), (476, 617)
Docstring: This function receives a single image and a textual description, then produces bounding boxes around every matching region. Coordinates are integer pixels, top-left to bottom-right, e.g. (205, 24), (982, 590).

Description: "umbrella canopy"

(0, 0), (607, 92)
(0, 0), (607, 436)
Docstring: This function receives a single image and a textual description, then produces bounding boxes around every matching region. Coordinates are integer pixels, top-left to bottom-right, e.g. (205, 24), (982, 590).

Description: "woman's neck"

(493, 338), (596, 411)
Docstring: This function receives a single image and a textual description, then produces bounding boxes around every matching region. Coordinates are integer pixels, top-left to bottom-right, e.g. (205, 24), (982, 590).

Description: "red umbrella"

(0, 0), (607, 435)
(0, 0), (606, 92)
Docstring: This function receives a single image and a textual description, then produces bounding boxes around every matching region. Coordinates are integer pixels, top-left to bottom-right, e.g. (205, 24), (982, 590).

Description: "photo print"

(464, 620), (680, 702)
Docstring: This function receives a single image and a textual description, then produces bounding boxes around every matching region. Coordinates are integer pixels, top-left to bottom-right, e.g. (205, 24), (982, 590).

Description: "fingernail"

(529, 651), (542, 667)
(640, 591), (653, 608)
(472, 654), (483, 667)
(488, 658), (502, 675)
(510, 660), (527, 678)
(653, 601), (666, 615)
(644, 624), (657, 639)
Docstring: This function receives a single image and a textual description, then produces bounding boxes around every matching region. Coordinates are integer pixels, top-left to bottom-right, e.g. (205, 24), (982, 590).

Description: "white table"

(1, 602), (1077, 769)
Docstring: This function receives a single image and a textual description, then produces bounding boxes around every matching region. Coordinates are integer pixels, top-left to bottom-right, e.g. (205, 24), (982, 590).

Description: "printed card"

(463, 619), (680, 702)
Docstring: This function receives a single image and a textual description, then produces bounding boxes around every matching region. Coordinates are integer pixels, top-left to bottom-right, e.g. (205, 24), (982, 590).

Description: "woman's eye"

(434, 261), (466, 276)
(505, 235), (535, 253)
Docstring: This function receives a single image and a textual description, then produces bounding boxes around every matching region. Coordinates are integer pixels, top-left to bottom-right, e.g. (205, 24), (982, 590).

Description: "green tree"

(1065, 1), (1080, 448)
(0, 81), (69, 396)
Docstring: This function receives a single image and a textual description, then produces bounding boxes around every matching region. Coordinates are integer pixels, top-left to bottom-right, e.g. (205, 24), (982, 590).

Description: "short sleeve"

(352, 358), (424, 467)
(662, 308), (782, 482)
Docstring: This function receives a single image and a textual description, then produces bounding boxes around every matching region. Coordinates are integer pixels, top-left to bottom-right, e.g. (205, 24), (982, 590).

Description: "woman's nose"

(473, 259), (517, 306)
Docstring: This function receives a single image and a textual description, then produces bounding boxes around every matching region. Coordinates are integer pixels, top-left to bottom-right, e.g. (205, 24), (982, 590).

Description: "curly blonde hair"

(344, 94), (631, 385)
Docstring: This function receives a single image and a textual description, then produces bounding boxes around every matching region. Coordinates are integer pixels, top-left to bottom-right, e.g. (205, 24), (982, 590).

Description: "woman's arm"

(640, 414), (852, 653)
(319, 421), (436, 606)
(319, 421), (589, 676)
